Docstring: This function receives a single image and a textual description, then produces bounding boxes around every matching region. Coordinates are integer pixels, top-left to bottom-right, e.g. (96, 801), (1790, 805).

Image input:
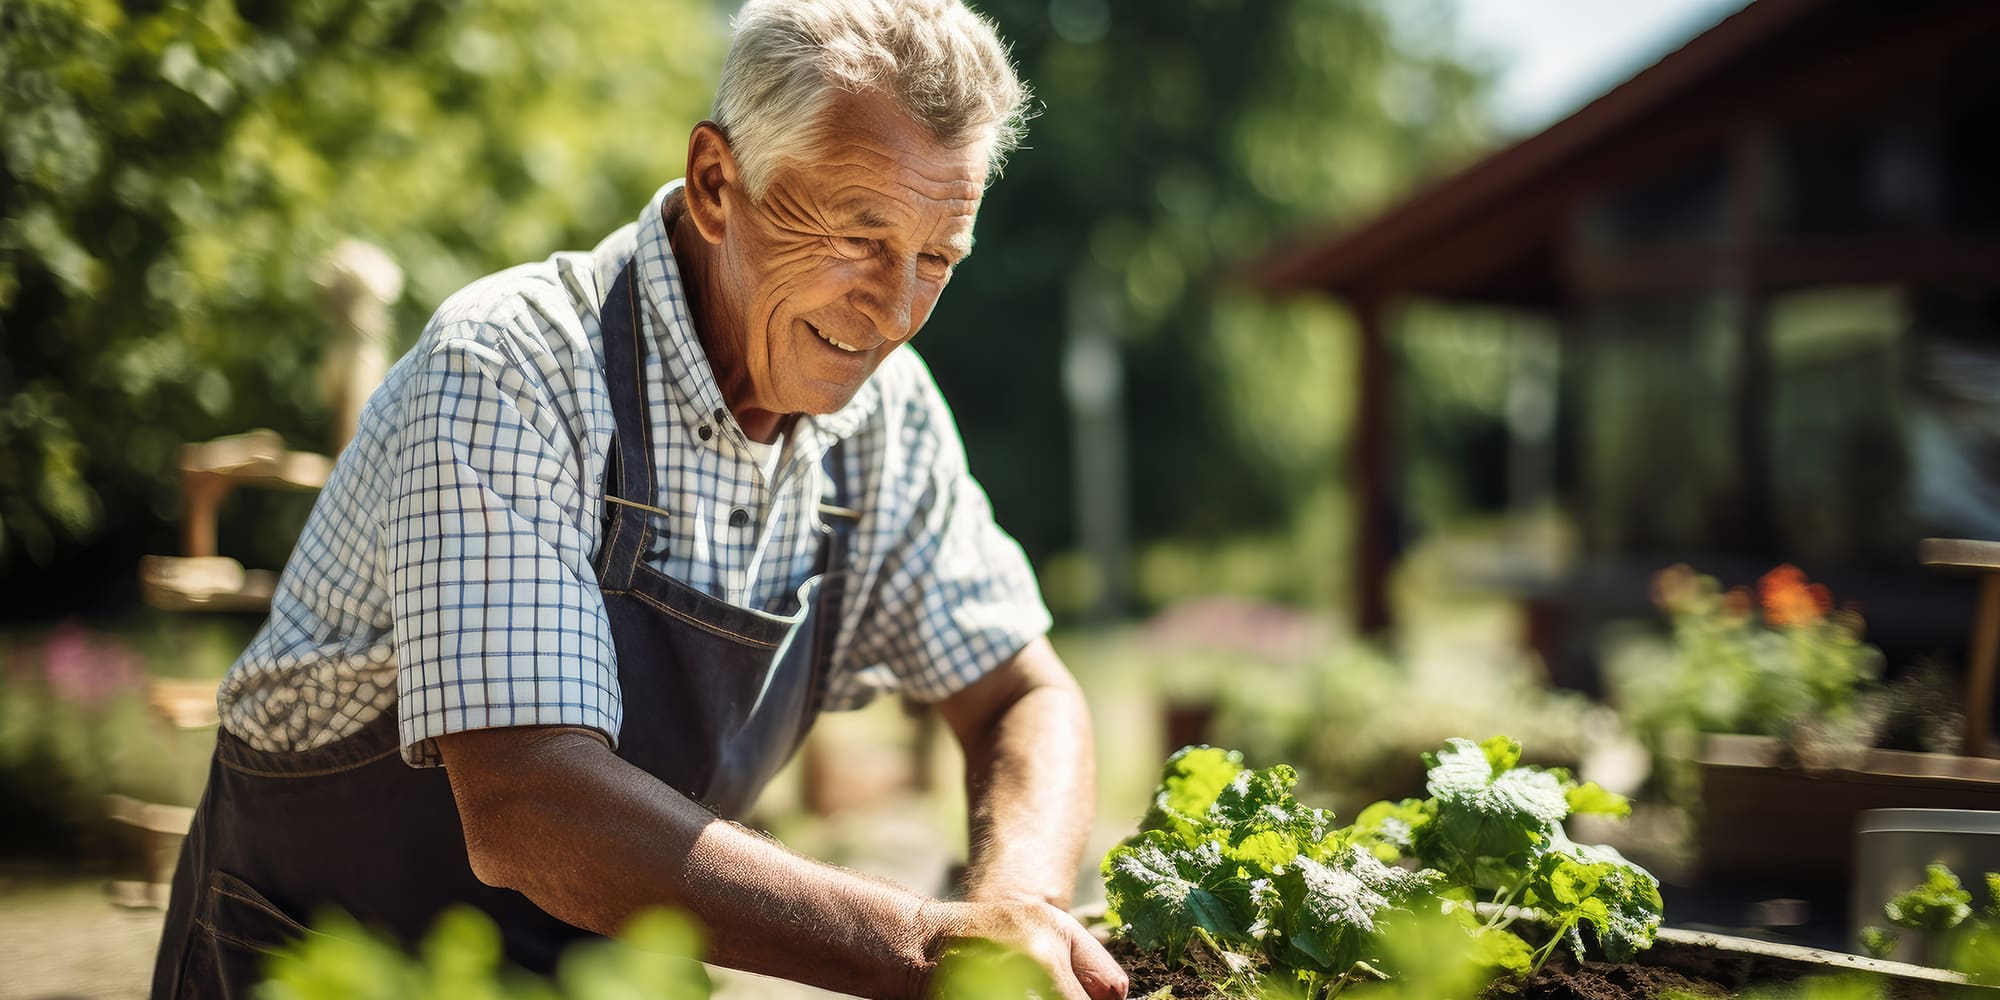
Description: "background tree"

(1, 0), (1493, 619)
(923, 0), (1491, 608)
(1, 0), (722, 609)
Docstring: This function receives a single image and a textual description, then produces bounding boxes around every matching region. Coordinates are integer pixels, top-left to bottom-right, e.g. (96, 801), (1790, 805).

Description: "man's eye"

(835, 237), (876, 257)
(918, 253), (954, 278)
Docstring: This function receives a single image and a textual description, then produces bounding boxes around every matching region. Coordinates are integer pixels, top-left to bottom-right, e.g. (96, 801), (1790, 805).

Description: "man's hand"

(918, 897), (1128, 1000)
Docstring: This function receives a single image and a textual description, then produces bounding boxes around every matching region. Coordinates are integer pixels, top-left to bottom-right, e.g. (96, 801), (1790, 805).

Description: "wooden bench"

(138, 429), (330, 614)
(1919, 537), (2000, 757)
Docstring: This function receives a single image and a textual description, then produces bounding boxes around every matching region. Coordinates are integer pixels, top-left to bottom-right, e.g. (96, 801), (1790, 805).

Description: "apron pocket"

(202, 869), (317, 996)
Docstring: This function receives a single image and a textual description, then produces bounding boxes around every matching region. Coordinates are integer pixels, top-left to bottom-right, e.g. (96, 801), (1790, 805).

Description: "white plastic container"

(1851, 807), (2000, 964)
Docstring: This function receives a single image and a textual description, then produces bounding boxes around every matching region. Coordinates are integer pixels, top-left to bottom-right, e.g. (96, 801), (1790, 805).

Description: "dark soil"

(1109, 938), (1726, 999)
(1493, 955), (1728, 1000)
(1107, 936), (1948, 999)
(1108, 939), (1216, 998)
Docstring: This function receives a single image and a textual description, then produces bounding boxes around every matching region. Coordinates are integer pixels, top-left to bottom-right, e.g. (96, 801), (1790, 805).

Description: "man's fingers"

(1048, 973), (1092, 1000)
(936, 899), (1127, 1000)
(1066, 924), (1129, 1000)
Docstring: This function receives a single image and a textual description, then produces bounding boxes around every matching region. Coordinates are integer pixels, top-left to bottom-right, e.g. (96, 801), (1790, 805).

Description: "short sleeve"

(387, 323), (620, 766)
(831, 393), (1053, 707)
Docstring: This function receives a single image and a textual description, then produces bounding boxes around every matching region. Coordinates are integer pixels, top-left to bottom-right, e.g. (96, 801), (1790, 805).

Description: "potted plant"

(1605, 564), (2000, 880)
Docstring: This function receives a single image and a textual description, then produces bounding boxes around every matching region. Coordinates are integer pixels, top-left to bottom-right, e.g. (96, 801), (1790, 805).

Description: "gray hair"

(713, 0), (1032, 198)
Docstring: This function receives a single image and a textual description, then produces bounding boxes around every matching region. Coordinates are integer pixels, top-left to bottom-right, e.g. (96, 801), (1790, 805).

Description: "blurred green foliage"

(927, 939), (1059, 999)
(2, 0), (1492, 616)
(263, 905), (711, 1000)
(264, 901), (1071, 999)
(1055, 609), (1597, 821)
(1572, 295), (1741, 557)
(1394, 303), (1548, 530)
(1, 0), (721, 575)
(926, 0), (1490, 567)
(1209, 641), (1600, 816)
(1695, 976), (1897, 1000)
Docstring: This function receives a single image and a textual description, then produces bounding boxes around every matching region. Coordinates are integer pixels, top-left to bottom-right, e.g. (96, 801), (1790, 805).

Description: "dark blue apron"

(151, 261), (856, 997)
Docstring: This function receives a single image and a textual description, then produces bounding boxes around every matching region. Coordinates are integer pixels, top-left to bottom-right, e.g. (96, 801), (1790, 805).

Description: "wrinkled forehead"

(781, 128), (989, 248)
(800, 91), (989, 199)
(814, 152), (984, 215)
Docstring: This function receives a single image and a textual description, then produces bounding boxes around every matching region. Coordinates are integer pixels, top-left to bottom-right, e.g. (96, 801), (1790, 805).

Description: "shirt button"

(729, 507), (750, 528)
(713, 407), (729, 424)
(697, 424), (712, 441)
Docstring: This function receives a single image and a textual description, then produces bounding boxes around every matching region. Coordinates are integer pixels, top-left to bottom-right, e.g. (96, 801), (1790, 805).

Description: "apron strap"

(600, 261), (657, 508)
(595, 261), (660, 588)
(802, 437), (857, 729)
(818, 439), (857, 523)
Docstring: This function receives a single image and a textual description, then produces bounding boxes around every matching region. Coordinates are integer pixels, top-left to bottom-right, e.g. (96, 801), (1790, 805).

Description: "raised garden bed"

(1107, 925), (1970, 998)
(1694, 734), (2000, 880)
(1095, 736), (1989, 999)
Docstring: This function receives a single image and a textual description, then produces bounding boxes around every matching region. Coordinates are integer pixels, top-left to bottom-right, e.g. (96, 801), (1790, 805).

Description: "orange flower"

(1759, 564), (1833, 627)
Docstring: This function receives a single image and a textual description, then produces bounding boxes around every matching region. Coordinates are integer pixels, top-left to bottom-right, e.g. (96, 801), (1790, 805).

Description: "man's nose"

(855, 256), (918, 341)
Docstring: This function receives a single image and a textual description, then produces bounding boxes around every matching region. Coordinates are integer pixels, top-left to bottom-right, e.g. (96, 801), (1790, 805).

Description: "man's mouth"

(808, 322), (865, 353)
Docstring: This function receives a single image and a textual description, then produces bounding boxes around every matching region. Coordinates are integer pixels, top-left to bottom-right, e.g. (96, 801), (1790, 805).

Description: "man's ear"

(683, 121), (740, 246)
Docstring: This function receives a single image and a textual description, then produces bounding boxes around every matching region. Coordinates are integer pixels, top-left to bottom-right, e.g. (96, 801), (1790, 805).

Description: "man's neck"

(662, 193), (787, 442)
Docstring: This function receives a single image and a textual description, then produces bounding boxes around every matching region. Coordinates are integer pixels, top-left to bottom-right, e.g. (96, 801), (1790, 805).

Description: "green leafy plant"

(1412, 738), (1660, 972)
(262, 906), (710, 1000)
(1205, 636), (1604, 817)
(1613, 564), (1884, 745)
(1101, 736), (1662, 999)
(1859, 862), (2000, 981)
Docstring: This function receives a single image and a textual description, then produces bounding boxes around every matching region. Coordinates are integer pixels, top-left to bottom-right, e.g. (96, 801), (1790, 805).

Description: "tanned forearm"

(942, 638), (1097, 909)
(439, 728), (935, 998)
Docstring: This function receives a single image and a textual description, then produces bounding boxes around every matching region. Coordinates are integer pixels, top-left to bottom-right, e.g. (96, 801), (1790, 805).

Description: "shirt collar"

(632, 181), (881, 453)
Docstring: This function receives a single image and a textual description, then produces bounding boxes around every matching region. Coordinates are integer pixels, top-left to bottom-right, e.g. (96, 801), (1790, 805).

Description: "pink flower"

(41, 621), (143, 709)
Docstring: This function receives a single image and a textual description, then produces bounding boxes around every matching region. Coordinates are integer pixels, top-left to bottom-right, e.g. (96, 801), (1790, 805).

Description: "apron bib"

(151, 261), (856, 997)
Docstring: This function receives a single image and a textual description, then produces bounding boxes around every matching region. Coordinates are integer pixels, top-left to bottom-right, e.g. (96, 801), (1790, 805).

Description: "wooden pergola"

(1245, 0), (2000, 634)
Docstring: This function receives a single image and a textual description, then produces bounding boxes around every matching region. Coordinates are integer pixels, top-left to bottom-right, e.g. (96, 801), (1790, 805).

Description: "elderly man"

(149, 2), (1126, 997)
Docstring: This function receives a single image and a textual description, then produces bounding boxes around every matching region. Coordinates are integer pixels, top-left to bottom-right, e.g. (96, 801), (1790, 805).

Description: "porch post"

(1352, 293), (1394, 634)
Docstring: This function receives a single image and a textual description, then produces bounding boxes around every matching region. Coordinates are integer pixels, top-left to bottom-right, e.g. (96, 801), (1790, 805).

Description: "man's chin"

(797, 385), (864, 416)
(791, 370), (875, 416)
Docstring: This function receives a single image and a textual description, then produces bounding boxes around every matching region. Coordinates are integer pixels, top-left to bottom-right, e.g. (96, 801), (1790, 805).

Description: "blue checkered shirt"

(218, 181), (1052, 766)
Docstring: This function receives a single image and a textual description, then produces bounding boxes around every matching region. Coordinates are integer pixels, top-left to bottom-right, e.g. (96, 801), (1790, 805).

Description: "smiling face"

(676, 88), (989, 441)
